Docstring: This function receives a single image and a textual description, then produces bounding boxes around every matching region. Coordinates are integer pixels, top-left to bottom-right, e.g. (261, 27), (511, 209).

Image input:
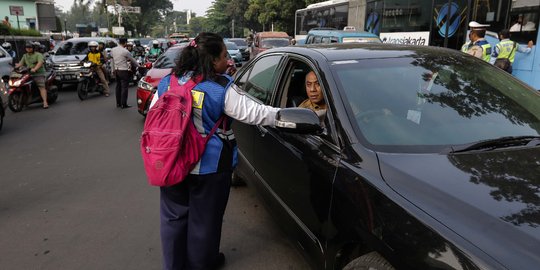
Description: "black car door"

(232, 54), (284, 176)
(246, 55), (341, 266)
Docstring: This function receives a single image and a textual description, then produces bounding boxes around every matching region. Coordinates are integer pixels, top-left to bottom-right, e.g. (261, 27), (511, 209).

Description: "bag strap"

(509, 41), (517, 56)
(205, 115), (226, 144)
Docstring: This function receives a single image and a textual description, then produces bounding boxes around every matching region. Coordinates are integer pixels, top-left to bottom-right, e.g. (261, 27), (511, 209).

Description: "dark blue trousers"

(160, 172), (232, 270)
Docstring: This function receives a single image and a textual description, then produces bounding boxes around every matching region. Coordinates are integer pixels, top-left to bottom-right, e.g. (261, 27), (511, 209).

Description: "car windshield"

(331, 52), (540, 152)
(225, 42), (238, 50)
(55, 41), (89, 55)
(229, 39), (247, 47)
(153, 48), (182, 69)
(260, 38), (289, 48)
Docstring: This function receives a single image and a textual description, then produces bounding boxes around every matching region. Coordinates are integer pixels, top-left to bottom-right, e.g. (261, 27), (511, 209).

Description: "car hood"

(144, 68), (172, 87)
(377, 147), (540, 269)
(50, 54), (85, 63)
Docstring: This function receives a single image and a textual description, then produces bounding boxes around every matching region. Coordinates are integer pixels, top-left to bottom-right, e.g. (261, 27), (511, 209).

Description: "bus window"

(509, 10), (538, 44)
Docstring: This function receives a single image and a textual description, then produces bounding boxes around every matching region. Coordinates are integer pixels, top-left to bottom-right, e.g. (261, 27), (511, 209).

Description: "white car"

(0, 45), (12, 130)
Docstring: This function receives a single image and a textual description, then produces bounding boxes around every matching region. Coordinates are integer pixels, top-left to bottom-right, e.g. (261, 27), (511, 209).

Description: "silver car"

(0, 45), (13, 130)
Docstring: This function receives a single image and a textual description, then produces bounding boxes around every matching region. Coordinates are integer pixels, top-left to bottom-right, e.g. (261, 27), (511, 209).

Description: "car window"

(239, 55), (282, 105)
(229, 39), (247, 46)
(260, 38), (290, 49)
(313, 36), (322, 44)
(225, 42), (238, 50)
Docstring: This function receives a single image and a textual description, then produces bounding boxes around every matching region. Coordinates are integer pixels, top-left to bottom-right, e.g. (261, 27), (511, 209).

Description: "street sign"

(99, 28), (109, 33)
(9, 6), (24, 16)
(112, 26), (125, 35)
(122, 6), (141, 13)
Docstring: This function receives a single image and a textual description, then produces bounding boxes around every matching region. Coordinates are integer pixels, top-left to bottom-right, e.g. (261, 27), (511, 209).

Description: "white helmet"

(127, 41), (134, 46)
(88, 41), (99, 47)
(1, 42), (11, 50)
(152, 40), (159, 45)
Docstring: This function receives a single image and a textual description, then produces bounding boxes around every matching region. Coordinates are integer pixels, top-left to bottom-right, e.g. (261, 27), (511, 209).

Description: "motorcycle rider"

(126, 41), (136, 57)
(2, 42), (16, 61)
(146, 40), (163, 60)
(133, 39), (145, 57)
(15, 42), (49, 109)
(80, 41), (110, 97)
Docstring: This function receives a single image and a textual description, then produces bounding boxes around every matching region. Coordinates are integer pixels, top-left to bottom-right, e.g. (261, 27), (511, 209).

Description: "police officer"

(462, 21), (492, 62)
(492, 29), (534, 73)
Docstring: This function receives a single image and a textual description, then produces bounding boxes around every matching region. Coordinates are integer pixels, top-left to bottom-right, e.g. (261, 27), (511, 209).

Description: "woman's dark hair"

(173, 32), (225, 81)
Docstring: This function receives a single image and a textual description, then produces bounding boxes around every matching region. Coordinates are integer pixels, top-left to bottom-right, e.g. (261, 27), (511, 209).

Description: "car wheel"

(8, 92), (24, 112)
(77, 80), (89, 101)
(231, 170), (246, 187)
(342, 252), (395, 270)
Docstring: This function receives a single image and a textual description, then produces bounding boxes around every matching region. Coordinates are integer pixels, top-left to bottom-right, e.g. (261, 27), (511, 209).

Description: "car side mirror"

(75, 56), (80, 60)
(275, 108), (322, 134)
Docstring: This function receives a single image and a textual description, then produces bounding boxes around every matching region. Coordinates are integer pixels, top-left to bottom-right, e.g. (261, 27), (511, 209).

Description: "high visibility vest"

(461, 42), (471, 53)
(476, 40), (492, 62)
(87, 52), (102, 65)
(496, 40), (517, 63)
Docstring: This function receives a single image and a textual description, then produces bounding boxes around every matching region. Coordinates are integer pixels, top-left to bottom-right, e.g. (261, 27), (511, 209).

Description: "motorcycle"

(7, 67), (58, 112)
(130, 56), (146, 86)
(77, 61), (105, 100)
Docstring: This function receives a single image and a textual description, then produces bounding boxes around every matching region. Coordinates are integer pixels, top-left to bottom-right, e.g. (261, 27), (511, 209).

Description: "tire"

(48, 90), (58, 104)
(77, 80), (89, 100)
(343, 252), (395, 270)
(8, 92), (24, 112)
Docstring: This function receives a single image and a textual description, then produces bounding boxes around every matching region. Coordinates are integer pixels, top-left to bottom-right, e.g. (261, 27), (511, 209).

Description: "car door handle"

(256, 125), (268, 137)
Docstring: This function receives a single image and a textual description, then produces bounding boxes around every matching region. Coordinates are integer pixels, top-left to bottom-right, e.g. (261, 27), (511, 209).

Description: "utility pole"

(232, 19), (235, 38)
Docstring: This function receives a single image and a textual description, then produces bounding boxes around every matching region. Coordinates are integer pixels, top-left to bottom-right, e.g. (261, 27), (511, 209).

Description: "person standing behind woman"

(151, 32), (279, 270)
(111, 38), (137, 108)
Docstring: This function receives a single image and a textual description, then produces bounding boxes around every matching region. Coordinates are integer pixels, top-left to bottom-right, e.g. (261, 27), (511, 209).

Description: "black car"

(47, 37), (118, 89)
(232, 43), (540, 270)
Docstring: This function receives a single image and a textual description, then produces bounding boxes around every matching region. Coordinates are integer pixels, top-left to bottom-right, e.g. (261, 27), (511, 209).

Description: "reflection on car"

(232, 43), (540, 270)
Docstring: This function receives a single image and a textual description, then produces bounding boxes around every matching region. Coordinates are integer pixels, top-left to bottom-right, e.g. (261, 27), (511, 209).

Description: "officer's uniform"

(154, 73), (278, 270)
(462, 21), (492, 62)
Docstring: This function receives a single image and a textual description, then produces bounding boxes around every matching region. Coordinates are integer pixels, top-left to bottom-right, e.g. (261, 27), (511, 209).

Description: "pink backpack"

(140, 74), (224, 186)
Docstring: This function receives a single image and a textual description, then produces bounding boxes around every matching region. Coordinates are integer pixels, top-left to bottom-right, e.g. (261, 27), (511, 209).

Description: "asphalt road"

(0, 83), (310, 270)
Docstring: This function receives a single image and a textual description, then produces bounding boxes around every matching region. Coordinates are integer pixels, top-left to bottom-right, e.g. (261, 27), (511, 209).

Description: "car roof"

(307, 29), (379, 38)
(265, 43), (459, 62)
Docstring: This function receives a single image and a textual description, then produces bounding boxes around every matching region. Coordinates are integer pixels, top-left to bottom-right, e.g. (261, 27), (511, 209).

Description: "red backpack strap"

(205, 115), (226, 143)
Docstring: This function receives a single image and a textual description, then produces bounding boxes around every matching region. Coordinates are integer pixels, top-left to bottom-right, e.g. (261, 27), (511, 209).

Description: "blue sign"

(436, 2), (461, 38)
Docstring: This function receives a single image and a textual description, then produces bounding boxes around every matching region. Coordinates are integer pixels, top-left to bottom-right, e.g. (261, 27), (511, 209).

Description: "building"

(0, 0), (56, 31)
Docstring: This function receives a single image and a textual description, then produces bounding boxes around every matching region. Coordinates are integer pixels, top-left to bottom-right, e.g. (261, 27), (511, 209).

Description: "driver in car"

(298, 70), (327, 121)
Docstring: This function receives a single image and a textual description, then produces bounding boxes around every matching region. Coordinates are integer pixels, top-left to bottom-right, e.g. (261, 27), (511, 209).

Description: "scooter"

(8, 67), (58, 112)
(129, 56), (146, 86)
(77, 61), (104, 100)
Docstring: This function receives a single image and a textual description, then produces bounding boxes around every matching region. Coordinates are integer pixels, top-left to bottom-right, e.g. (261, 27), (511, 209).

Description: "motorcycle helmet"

(1, 42), (11, 50)
(25, 42), (34, 50)
(88, 41), (99, 48)
(152, 40), (159, 48)
(127, 41), (134, 47)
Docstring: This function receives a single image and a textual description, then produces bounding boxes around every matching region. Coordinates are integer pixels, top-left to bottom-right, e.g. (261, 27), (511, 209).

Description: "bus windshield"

(295, 0), (349, 39)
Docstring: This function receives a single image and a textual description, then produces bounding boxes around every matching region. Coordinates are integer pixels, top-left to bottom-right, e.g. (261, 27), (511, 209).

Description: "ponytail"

(173, 33), (225, 81)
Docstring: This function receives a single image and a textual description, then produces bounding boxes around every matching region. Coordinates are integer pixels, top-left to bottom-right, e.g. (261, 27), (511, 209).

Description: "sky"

(54, 0), (213, 17)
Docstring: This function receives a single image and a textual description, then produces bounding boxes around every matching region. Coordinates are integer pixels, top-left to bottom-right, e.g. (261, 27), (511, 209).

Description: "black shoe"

(121, 104), (132, 109)
(116, 104), (121, 108)
(211, 252), (225, 269)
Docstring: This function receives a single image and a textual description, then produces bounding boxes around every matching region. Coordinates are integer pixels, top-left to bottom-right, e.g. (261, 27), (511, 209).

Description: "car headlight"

(137, 78), (154, 91)
(83, 62), (92, 68)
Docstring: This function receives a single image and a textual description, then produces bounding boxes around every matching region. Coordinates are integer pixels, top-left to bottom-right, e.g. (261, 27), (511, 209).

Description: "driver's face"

(305, 71), (323, 105)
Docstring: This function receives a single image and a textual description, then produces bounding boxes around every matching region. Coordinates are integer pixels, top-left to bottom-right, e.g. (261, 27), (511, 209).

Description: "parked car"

(305, 29), (382, 44)
(225, 42), (243, 67)
(47, 37), (118, 90)
(136, 46), (184, 116)
(226, 38), (250, 61)
(232, 43), (540, 270)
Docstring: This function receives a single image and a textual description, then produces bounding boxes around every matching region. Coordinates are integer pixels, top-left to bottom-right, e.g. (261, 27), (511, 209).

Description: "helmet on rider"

(25, 42), (35, 51)
(1, 42), (11, 51)
(152, 40), (159, 48)
(126, 41), (134, 51)
(88, 41), (98, 52)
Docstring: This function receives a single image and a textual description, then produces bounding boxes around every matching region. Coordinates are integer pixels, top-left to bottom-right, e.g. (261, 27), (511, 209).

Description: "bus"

(295, 0), (539, 89)
(363, 0), (539, 89)
(294, 0), (349, 42)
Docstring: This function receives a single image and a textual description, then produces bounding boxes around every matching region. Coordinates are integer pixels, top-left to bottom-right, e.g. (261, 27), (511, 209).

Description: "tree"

(245, 0), (306, 34)
(188, 17), (207, 36)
